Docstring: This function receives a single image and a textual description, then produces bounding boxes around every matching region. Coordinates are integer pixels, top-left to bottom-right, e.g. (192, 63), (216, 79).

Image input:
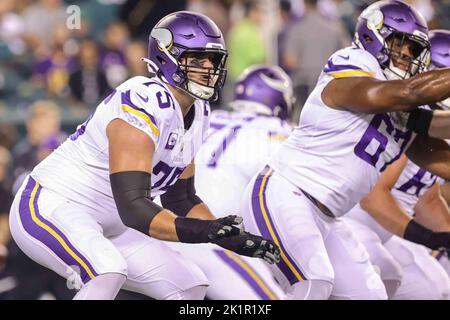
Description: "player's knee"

(164, 284), (208, 300)
(289, 280), (333, 300)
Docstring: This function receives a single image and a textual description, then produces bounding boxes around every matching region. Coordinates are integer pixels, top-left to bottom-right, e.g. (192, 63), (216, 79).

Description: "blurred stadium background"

(0, 0), (449, 300)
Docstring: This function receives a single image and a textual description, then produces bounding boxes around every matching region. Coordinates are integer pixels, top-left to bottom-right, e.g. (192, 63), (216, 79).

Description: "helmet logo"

(361, 7), (384, 31)
(151, 28), (174, 52)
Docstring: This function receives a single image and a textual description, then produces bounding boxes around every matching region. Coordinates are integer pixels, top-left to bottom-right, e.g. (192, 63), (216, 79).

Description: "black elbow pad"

(110, 171), (163, 234)
(406, 108), (433, 136)
(160, 176), (203, 217)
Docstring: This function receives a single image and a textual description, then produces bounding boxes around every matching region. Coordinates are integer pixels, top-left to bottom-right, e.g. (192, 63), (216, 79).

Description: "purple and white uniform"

(239, 45), (405, 299)
(8, 76), (210, 297)
(345, 155), (450, 299)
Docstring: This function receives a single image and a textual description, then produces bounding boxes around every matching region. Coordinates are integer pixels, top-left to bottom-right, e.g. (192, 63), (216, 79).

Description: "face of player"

(180, 52), (220, 87)
(387, 35), (421, 72)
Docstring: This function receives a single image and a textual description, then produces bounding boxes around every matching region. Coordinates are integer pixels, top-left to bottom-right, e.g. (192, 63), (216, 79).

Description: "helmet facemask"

(178, 49), (227, 101)
(381, 31), (430, 80)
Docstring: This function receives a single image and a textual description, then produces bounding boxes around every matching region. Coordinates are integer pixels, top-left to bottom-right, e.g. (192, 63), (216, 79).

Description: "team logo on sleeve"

(165, 132), (179, 150)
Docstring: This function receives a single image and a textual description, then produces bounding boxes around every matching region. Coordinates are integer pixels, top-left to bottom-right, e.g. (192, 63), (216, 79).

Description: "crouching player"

(8, 11), (280, 300)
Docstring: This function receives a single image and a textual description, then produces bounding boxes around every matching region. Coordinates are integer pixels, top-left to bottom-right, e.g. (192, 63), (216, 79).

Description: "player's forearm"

(148, 209), (179, 241)
(186, 203), (216, 220)
(429, 110), (450, 139)
(404, 68), (450, 108)
(360, 189), (412, 237)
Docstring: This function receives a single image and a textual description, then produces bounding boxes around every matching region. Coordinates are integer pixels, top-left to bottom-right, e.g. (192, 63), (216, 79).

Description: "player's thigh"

(240, 167), (334, 292)
(386, 237), (450, 300)
(9, 176), (127, 287)
(326, 219), (388, 300)
(344, 218), (402, 284)
(110, 228), (208, 300)
(167, 242), (284, 300)
(346, 204), (393, 243)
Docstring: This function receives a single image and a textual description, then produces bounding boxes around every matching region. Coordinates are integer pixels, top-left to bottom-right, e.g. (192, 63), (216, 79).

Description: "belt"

(300, 189), (336, 218)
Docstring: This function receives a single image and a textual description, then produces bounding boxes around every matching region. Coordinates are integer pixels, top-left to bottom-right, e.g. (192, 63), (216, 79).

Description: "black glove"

(211, 229), (281, 264)
(174, 215), (243, 243)
(404, 220), (450, 250)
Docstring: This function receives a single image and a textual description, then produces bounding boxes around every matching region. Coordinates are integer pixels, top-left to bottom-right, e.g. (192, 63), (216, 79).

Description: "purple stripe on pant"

(251, 165), (307, 285)
(215, 250), (273, 300)
(18, 177), (98, 283)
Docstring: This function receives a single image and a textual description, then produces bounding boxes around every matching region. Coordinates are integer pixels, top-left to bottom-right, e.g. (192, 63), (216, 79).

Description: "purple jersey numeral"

(354, 114), (394, 166)
(207, 125), (242, 168)
(152, 161), (185, 191)
(396, 168), (438, 196)
(354, 114), (412, 168)
(156, 91), (174, 109)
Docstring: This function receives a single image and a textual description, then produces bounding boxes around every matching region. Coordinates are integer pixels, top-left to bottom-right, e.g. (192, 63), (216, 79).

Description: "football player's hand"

(206, 215), (243, 240)
(211, 230), (281, 264)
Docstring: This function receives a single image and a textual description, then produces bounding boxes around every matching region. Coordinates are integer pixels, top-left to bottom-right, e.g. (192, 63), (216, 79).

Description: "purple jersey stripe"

(435, 250), (445, 261)
(251, 166), (307, 285)
(18, 177), (98, 283)
(215, 250), (276, 300)
(121, 90), (158, 127)
(323, 59), (363, 73)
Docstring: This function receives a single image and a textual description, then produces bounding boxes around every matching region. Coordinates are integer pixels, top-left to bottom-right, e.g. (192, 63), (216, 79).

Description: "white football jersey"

(392, 160), (445, 216)
(268, 46), (416, 217)
(194, 109), (292, 217)
(31, 76), (210, 214)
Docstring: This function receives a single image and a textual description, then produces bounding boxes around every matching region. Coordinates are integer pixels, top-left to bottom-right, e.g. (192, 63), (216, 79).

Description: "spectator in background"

(227, 0), (267, 82)
(100, 21), (129, 88)
(278, 0), (301, 72)
(281, 0), (350, 122)
(0, 146), (12, 271)
(118, 0), (186, 39)
(69, 40), (111, 109)
(0, 0), (26, 57)
(32, 24), (76, 100)
(187, 0), (231, 38)
(12, 100), (66, 190)
(22, 0), (67, 51)
(124, 40), (147, 77)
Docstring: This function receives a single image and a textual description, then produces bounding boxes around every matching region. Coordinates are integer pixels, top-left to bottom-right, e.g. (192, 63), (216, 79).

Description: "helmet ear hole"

(157, 56), (166, 65)
(363, 34), (373, 43)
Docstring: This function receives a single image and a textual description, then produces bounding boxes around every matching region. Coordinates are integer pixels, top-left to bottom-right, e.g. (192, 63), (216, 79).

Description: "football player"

(8, 11), (280, 300)
(239, 0), (450, 300)
(345, 29), (450, 299)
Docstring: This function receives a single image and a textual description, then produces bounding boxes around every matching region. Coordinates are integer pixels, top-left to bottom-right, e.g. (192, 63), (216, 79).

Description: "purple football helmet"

(429, 29), (450, 109)
(145, 11), (228, 101)
(354, 0), (430, 80)
(230, 65), (294, 120)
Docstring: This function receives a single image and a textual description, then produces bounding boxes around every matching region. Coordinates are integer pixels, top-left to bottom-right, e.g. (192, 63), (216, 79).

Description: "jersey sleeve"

(114, 87), (161, 146)
(322, 47), (379, 79)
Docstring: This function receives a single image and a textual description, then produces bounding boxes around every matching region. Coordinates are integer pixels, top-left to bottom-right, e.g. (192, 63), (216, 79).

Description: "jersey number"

(354, 114), (412, 170)
(152, 161), (185, 191)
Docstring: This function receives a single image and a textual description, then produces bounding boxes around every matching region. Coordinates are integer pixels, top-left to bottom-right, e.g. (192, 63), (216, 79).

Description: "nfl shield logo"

(165, 132), (178, 150)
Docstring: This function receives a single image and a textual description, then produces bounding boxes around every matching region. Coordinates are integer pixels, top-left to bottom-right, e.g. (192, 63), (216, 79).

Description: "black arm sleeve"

(406, 108), (433, 136)
(160, 176), (203, 217)
(110, 171), (163, 234)
(404, 220), (450, 250)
